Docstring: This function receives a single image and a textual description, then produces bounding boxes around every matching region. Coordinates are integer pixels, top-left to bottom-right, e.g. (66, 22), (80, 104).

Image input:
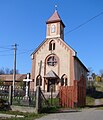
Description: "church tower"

(46, 10), (65, 40)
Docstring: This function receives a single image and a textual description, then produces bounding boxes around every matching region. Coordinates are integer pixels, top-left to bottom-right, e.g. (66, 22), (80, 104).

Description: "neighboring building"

(0, 74), (26, 86)
(30, 10), (88, 92)
(88, 76), (94, 82)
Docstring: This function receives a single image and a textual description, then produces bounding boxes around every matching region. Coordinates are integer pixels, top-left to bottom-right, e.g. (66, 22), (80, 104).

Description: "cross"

(23, 73), (32, 97)
(55, 4), (58, 11)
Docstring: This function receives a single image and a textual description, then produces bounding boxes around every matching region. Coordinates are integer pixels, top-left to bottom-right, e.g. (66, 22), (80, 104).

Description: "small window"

(61, 77), (64, 86)
(61, 74), (68, 86)
(36, 75), (42, 86)
(49, 40), (55, 51)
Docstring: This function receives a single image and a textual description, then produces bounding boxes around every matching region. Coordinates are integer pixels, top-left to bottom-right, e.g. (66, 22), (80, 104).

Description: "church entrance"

(47, 79), (56, 92)
(44, 70), (59, 92)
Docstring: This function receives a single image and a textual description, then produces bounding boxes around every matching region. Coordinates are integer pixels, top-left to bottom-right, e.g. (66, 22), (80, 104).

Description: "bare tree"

(88, 67), (93, 76)
(0, 67), (19, 74)
(0, 67), (5, 75)
(99, 69), (103, 76)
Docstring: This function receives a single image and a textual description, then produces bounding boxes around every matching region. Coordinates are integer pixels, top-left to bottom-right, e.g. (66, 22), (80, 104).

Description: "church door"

(47, 79), (56, 92)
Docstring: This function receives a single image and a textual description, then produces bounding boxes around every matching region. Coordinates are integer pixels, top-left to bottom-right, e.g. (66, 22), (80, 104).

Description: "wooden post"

(51, 85), (53, 106)
(8, 85), (13, 105)
(36, 86), (41, 113)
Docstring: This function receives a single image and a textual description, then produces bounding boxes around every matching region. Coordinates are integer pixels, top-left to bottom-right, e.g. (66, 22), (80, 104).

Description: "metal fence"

(0, 85), (36, 107)
(0, 85), (60, 113)
(0, 85), (9, 100)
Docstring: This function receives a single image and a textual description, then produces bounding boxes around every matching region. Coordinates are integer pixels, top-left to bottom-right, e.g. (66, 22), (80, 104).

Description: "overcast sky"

(0, 0), (103, 74)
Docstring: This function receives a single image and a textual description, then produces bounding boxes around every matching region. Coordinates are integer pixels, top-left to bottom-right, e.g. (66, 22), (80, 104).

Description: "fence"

(0, 85), (36, 107)
(59, 86), (74, 108)
(0, 85), (52, 113)
(0, 85), (9, 100)
(59, 75), (86, 108)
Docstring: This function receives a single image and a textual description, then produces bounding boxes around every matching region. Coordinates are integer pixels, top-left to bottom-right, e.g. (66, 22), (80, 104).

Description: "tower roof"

(46, 11), (65, 27)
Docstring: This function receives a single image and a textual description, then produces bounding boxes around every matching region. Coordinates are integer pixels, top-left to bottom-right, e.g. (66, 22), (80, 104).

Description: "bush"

(0, 98), (10, 111)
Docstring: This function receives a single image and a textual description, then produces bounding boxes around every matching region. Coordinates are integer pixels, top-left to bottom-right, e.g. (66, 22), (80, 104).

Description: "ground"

(35, 108), (103, 120)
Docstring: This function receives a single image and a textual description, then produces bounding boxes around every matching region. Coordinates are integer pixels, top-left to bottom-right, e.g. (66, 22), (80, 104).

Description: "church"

(30, 10), (88, 92)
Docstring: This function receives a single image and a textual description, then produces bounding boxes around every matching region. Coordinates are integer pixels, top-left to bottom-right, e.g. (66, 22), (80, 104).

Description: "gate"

(59, 75), (86, 108)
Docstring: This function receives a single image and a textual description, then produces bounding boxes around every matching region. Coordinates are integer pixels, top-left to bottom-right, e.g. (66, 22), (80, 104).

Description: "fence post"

(8, 85), (13, 105)
(35, 86), (41, 113)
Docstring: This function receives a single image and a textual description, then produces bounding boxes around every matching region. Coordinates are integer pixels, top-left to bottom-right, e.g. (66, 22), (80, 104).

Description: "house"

(0, 74), (27, 86)
(30, 10), (88, 92)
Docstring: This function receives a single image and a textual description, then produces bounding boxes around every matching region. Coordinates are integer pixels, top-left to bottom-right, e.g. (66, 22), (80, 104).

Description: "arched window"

(61, 74), (68, 86)
(51, 25), (56, 33)
(47, 55), (57, 66)
(36, 75), (42, 86)
(49, 40), (55, 51)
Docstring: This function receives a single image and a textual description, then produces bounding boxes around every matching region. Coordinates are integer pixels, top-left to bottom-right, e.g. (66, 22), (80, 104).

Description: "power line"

(0, 49), (13, 52)
(0, 48), (34, 56)
(0, 45), (12, 50)
(0, 11), (103, 56)
(0, 54), (14, 56)
(65, 11), (103, 35)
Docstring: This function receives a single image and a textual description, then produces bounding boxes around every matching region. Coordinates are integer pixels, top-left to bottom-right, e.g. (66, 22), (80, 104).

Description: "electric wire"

(0, 11), (103, 56)
(65, 11), (103, 34)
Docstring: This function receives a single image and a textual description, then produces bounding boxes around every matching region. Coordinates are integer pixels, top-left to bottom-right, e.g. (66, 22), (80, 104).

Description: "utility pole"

(12, 43), (17, 96)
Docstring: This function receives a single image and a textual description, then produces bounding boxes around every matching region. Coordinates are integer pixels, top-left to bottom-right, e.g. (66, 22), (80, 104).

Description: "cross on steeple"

(55, 4), (57, 11)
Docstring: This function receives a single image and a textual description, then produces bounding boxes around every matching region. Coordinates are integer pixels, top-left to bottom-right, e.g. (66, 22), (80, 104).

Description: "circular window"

(47, 55), (57, 66)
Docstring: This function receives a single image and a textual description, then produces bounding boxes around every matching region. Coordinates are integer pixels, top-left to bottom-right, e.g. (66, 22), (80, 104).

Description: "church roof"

(46, 11), (65, 27)
(44, 70), (59, 79)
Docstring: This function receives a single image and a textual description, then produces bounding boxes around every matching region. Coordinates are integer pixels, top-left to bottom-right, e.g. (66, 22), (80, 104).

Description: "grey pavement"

(35, 108), (103, 120)
(0, 113), (24, 119)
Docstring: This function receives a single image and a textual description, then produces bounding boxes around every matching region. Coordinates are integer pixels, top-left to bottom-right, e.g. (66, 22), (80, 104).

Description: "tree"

(99, 69), (103, 76)
(5, 68), (10, 74)
(0, 79), (4, 85)
(91, 73), (96, 80)
(88, 67), (93, 76)
(0, 68), (5, 75)
(0, 67), (19, 75)
(9, 69), (19, 74)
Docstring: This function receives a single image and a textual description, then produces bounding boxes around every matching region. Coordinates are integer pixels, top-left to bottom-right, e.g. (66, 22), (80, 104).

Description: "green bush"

(0, 98), (9, 111)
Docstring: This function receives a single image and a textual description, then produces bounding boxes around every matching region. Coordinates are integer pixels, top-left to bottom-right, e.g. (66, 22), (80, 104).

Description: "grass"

(0, 111), (45, 120)
(96, 107), (103, 110)
(86, 96), (95, 106)
(47, 98), (59, 107)
(41, 106), (59, 113)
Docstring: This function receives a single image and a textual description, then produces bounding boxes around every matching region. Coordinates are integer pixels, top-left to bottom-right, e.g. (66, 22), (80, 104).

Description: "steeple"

(46, 10), (65, 27)
(46, 10), (65, 40)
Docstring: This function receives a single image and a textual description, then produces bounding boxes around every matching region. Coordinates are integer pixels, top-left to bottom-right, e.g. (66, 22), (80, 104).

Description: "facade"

(30, 10), (88, 92)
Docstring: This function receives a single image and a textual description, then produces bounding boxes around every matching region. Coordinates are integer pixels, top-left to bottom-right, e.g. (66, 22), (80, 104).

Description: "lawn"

(0, 111), (45, 120)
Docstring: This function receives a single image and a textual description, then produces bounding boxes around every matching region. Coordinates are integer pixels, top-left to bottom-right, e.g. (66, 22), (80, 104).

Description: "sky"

(0, 0), (103, 75)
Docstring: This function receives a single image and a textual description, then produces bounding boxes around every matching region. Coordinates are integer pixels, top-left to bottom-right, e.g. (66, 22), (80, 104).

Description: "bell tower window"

(51, 25), (56, 33)
(49, 40), (55, 51)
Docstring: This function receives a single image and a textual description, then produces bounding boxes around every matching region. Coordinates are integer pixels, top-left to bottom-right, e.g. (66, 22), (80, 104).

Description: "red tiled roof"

(46, 11), (65, 27)
(0, 74), (27, 82)
(47, 11), (61, 23)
